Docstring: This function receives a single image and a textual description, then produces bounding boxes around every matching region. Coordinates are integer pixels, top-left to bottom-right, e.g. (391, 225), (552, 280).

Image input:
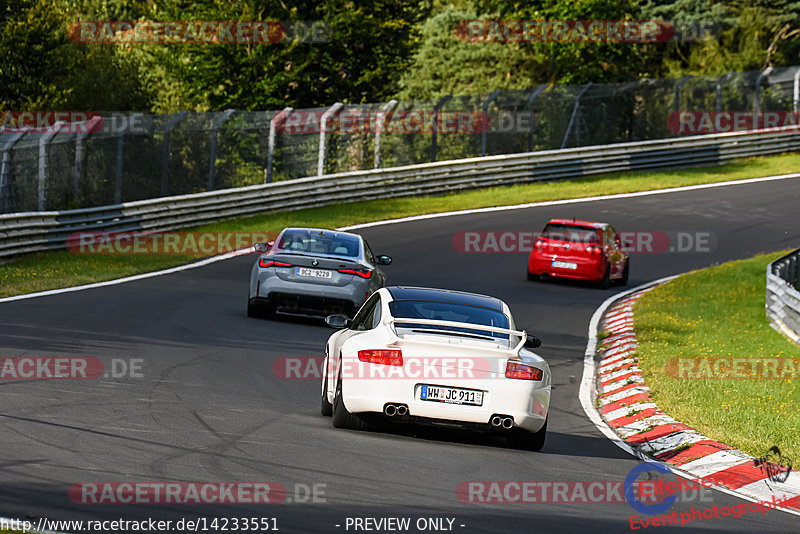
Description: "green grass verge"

(2, 152), (800, 299)
(635, 251), (800, 461)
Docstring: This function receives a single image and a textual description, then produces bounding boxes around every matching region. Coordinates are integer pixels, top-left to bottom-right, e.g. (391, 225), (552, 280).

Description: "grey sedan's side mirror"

(524, 335), (542, 349)
(253, 241), (273, 253)
(377, 255), (392, 265)
(325, 314), (350, 329)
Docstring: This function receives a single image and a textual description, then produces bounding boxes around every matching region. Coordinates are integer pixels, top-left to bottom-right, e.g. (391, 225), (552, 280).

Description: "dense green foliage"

(1, 0), (799, 111)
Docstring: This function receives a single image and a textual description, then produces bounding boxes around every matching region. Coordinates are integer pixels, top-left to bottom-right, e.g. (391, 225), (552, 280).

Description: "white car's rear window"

(389, 299), (510, 340)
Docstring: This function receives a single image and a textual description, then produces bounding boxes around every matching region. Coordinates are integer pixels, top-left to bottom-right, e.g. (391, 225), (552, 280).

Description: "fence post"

(208, 109), (235, 191)
(374, 100), (398, 169)
(671, 75), (692, 137)
(715, 72), (733, 112)
(0, 129), (28, 214)
(73, 116), (103, 202)
(561, 82), (592, 149)
(431, 94), (452, 162)
(112, 113), (146, 204)
(161, 111), (187, 196)
(266, 107), (293, 183)
(38, 121), (66, 210)
(480, 90), (501, 157)
(793, 67), (800, 114)
(527, 84), (549, 152)
(755, 67), (773, 115)
(317, 102), (343, 176)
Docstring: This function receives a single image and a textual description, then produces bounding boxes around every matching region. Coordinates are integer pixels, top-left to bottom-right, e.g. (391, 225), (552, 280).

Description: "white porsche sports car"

(320, 286), (551, 451)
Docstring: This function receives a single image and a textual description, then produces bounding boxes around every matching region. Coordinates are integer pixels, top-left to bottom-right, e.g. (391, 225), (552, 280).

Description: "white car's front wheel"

(331, 368), (369, 431)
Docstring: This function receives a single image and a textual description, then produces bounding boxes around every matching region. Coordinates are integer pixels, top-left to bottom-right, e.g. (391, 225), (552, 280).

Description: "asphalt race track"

(1, 177), (799, 533)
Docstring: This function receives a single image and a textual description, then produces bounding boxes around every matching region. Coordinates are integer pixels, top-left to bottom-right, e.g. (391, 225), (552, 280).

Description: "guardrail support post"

(716, 72), (733, 112)
(481, 90), (501, 157)
(374, 100), (398, 169)
(161, 111), (187, 196)
(0, 129), (28, 214)
(208, 109), (235, 191)
(431, 94), (452, 162)
(39, 121), (66, 210)
(527, 84), (549, 152)
(317, 103), (343, 176)
(755, 67), (774, 114)
(561, 83), (592, 149)
(266, 107), (293, 183)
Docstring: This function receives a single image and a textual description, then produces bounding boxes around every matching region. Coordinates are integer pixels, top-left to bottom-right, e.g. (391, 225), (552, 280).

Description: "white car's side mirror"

(325, 314), (350, 329)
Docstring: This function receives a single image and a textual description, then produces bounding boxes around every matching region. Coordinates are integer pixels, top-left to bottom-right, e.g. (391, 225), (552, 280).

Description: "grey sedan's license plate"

(296, 267), (332, 279)
(420, 385), (483, 406)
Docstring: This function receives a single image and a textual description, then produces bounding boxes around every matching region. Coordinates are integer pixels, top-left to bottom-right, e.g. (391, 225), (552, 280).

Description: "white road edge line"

(578, 276), (800, 516)
(3, 171), (799, 305)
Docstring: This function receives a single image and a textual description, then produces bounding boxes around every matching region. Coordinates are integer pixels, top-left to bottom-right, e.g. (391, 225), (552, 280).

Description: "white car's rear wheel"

(320, 357), (333, 416)
(508, 417), (547, 451)
(331, 369), (369, 431)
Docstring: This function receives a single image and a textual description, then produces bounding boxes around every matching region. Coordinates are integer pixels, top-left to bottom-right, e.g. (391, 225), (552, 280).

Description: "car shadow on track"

(325, 417), (631, 459)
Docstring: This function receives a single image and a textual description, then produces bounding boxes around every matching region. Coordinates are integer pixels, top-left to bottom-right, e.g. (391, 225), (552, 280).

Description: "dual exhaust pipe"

(383, 403), (408, 417)
(491, 414), (514, 430)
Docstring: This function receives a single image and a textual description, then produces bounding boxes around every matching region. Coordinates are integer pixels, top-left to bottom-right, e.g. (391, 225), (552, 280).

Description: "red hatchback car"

(527, 219), (629, 289)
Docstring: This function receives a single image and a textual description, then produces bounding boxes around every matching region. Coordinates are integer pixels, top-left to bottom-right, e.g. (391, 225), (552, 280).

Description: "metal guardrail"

(767, 248), (800, 345)
(1, 126), (800, 260)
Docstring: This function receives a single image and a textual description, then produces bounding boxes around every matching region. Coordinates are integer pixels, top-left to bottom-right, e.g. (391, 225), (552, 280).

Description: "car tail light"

(585, 245), (602, 255)
(534, 240), (544, 249)
(338, 268), (373, 279)
(358, 349), (403, 366)
(259, 259), (292, 268)
(505, 361), (543, 380)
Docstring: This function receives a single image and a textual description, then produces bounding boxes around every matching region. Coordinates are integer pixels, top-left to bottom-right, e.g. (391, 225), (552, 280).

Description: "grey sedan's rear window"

(275, 230), (360, 257)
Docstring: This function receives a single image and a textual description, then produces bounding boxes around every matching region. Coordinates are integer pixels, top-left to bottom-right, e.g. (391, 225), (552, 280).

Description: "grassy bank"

(635, 251), (800, 461)
(2, 153), (800, 298)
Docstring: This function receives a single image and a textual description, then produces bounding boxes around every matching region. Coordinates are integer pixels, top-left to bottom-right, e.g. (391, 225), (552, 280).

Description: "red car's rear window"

(541, 223), (600, 244)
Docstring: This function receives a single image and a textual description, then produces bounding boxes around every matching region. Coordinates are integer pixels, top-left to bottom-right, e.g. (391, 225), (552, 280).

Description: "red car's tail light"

(338, 268), (373, 279)
(534, 240), (544, 249)
(505, 361), (543, 380)
(259, 259), (292, 268)
(358, 349), (403, 366)
(585, 245), (602, 255)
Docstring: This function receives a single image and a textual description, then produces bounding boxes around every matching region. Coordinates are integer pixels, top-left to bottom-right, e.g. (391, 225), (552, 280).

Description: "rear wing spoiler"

(384, 317), (529, 358)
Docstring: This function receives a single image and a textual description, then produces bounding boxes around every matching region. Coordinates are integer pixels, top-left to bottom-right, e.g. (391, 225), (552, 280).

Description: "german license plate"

(551, 260), (577, 269)
(420, 385), (483, 406)
(296, 267), (332, 279)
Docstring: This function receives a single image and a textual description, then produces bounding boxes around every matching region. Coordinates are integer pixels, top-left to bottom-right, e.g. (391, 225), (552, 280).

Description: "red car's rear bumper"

(528, 252), (606, 281)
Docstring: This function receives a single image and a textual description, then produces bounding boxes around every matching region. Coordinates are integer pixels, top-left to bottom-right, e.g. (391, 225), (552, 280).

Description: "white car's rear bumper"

(341, 372), (549, 433)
